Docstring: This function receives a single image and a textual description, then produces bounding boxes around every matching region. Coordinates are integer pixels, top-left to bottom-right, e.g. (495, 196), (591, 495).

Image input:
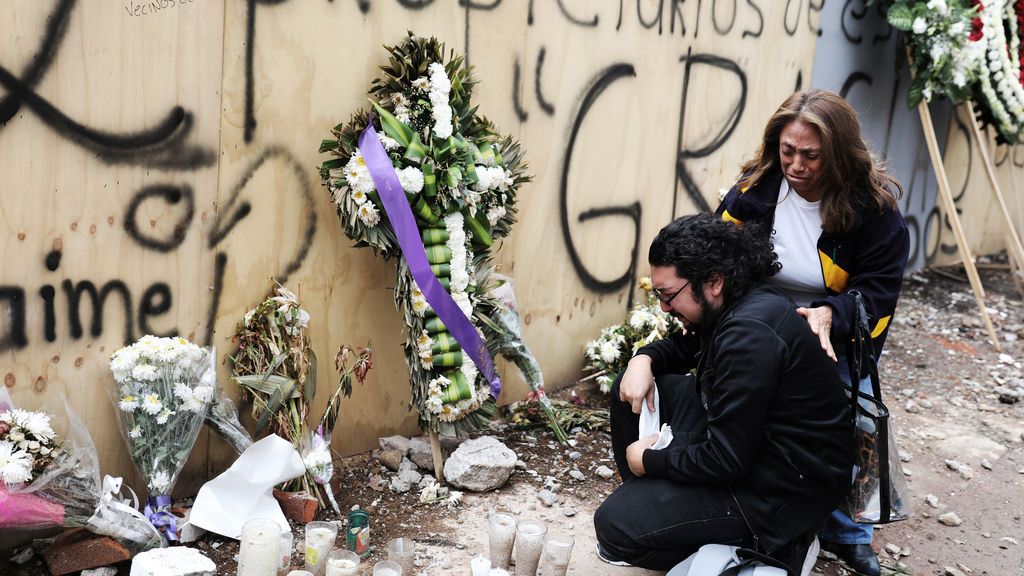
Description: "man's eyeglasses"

(652, 280), (690, 305)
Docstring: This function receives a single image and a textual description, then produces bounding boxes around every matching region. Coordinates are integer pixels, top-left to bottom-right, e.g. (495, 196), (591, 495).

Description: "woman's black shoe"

(820, 541), (880, 576)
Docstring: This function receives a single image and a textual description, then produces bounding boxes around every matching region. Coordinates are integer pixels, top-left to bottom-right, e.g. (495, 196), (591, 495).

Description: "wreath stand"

(916, 98), (1002, 351)
(963, 101), (1024, 299)
(429, 430), (445, 485)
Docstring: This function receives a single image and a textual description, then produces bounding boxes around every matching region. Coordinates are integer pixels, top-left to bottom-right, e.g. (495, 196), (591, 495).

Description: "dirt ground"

(2, 263), (1023, 575)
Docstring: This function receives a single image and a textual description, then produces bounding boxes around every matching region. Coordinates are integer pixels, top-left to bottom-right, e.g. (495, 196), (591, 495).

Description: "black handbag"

(842, 291), (910, 524)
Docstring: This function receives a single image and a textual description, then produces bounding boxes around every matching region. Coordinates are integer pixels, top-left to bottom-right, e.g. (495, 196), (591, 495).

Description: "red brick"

(43, 533), (130, 576)
(273, 489), (317, 523)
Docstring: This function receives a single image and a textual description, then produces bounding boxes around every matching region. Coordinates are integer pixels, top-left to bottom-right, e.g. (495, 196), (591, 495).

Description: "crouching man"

(594, 213), (854, 574)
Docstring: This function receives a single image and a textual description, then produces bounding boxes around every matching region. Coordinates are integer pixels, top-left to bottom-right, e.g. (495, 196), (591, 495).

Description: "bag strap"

(845, 292), (894, 523)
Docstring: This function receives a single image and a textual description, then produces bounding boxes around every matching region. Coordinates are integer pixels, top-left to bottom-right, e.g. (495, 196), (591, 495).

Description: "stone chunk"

(595, 465), (615, 480)
(443, 436), (517, 492)
(130, 547), (216, 576)
(379, 449), (404, 471)
(43, 530), (131, 576)
(273, 490), (318, 524)
(379, 435), (411, 455)
(938, 512), (962, 526)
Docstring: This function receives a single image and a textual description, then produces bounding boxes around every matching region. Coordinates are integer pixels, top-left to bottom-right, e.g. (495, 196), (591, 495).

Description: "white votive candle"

(471, 554), (491, 576)
(487, 512), (516, 569)
(305, 521), (339, 576)
(372, 559), (404, 576)
(238, 518), (282, 576)
(324, 549), (360, 576)
(514, 519), (547, 576)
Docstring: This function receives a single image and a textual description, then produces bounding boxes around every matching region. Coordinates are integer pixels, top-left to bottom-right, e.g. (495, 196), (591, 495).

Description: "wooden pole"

(963, 102), (1024, 276)
(429, 430), (445, 484)
(1006, 234), (1024, 298)
(916, 100), (1002, 350)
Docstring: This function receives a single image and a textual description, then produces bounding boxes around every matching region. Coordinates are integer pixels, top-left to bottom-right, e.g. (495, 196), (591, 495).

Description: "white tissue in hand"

(650, 423), (673, 450)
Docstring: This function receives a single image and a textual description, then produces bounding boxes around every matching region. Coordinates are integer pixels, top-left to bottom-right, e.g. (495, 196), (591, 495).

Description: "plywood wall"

(3, 0), (824, 487)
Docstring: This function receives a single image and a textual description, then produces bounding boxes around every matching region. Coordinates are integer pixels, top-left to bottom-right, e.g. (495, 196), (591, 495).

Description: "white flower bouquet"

(583, 277), (684, 394)
(318, 33), (531, 437)
(109, 335), (215, 533)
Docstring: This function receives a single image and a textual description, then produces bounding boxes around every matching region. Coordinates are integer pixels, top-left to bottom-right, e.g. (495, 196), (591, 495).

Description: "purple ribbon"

(144, 495), (178, 543)
(359, 120), (502, 400)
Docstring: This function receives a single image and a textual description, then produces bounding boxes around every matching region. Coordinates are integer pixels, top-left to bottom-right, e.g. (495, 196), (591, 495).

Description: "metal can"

(346, 508), (370, 556)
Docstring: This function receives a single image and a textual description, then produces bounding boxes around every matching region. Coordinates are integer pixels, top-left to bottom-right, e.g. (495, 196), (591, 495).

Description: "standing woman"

(716, 88), (909, 576)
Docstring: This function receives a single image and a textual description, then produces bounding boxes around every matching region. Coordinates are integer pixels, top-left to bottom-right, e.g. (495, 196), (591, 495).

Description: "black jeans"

(593, 372), (754, 570)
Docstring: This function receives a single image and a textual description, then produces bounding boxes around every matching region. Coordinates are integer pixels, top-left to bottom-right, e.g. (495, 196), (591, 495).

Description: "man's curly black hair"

(648, 213), (781, 306)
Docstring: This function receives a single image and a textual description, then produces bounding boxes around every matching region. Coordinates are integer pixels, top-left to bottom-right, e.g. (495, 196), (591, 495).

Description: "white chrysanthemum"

(129, 426), (142, 439)
(378, 133), (400, 151)
(155, 408), (174, 425)
(131, 364), (158, 382)
(599, 340), (621, 364)
(411, 296), (429, 315)
(397, 167), (425, 194)
(585, 340), (601, 361)
(119, 395), (140, 413)
(394, 104), (411, 125)
(0, 441), (33, 485)
(351, 189), (368, 205)
(151, 470), (171, 494)
(427, 62), (454, 138)
(7, 409), (55, 442)
(452, 291), (473, 318)
(948, 20), (964, 37)
(192, 385), (214, 403)
(344, 151), (376, 195)
(486, 206), (506, 226)
(597, 375), (614, 394)
(141, 394), (163, 415)
(392, 92), (410, 108)
(629, 309), (654, 330)
(411, 77), (430, 91)
(358, 203), (381, 227)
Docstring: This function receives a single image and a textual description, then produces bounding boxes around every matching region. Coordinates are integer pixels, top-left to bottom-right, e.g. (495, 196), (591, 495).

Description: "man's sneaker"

(596, 543), (633, 567)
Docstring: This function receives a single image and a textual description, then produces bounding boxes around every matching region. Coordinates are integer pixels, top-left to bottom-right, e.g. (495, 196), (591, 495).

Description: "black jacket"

(638, 285), (854, 556)
(716, 168), (910, 362)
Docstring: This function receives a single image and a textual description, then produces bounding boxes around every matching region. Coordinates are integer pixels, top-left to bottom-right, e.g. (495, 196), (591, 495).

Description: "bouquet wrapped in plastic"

(583, 277), (683, 393)
(109, 335), (216, 543)
(0, 389), (163, 550)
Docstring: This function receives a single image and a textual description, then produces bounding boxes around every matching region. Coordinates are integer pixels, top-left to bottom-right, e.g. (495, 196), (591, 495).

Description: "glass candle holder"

(470, 554), (491, 576)
(487, 512), (517, 569)
(536, 532), (574, 576)
(386, 537), (416, 573)
(372, 559), (404, 576)
(237, 518), (282, 576)
(513, 519), (547, 576)
(278, 528), (294, 574)
(324, 549), (360, 576)
(304, 521), (339, 576)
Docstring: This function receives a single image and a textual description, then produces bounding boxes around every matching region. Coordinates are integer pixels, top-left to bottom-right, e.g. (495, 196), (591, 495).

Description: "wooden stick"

(1006, 235), (1024, 298)
(963, 102), (1024, 275)
(429, 430), (445, 485)
(917, 100), (1002, 350)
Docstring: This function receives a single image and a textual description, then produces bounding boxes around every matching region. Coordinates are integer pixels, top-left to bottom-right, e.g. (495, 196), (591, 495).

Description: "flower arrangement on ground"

(882, 0), (987, 106)
(230, 285), (372, 512)
(318, 33), (540, 437)
(583, 277), (683, 394)
(110, 335), (216, 542)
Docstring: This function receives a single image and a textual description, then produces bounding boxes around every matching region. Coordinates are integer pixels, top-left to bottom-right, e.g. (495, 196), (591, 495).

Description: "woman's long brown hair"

(737, 88), (903, 234)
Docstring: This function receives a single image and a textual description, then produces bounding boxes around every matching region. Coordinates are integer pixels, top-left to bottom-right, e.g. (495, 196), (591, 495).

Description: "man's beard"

(690, 298), (724, 336)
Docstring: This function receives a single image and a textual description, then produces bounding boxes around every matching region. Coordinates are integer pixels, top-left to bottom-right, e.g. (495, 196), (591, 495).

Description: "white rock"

(938, 512), (962, 526)
(82, 569), (118, 576)
(905, 400), (920, 413)
(981, 459), (992, 470)
(398, 468), (423, 485)
(595, 465), (615, 479)
(537, 489), (558, 507)
(944, 567), (967, 576)
(885, 543), (901, 555)
(926, 494), (940, 508)
(568, 469), (585, 481)
(379, 435), (411, 455)
(130, 547), (215, 576)
(443, 436), (517, 492)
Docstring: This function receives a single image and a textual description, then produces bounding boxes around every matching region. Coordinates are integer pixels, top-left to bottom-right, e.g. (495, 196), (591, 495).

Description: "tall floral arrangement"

(973, 0), (1024, 142)
(318, 33), (531, 437)
(583, 277), (683, 394)
(109, 335), (215, 542)
(230, 285), (372, 511)
(883, 0), (987, 105)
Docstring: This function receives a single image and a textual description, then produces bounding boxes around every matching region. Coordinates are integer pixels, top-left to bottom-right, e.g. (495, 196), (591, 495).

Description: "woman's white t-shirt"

(768, 179), (827, 307)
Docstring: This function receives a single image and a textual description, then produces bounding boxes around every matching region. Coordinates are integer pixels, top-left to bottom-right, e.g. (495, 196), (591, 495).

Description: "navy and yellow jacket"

(715, 167), (910, 362)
